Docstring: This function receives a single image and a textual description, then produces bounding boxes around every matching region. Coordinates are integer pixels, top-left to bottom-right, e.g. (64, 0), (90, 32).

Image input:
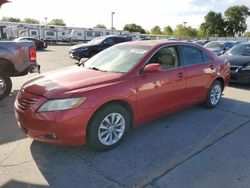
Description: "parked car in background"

(69, 35), (131, 60)
(14, 37), (48, 50)
(0, 41), (40, 100)
(220, 42), (250, 84)
(204, 41), (239, 56)
(15, 40), (230, 151)
(193, 40), (210, 46)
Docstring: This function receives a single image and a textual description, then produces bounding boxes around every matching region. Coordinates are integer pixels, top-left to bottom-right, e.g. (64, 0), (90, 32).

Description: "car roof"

(118, 40), (197, 48)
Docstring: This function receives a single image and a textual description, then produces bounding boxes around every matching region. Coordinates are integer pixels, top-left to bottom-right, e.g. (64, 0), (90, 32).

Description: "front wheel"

(0, 72), (12, 100)
(204, 80), (222, 108)
(87, 104), (130, 151)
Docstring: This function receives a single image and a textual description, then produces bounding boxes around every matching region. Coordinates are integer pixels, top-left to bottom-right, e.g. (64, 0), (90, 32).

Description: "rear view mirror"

(143, 63), (161, 74)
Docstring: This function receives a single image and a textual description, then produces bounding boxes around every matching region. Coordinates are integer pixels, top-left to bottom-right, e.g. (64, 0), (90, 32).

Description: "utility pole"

(111, 12), (115, 34)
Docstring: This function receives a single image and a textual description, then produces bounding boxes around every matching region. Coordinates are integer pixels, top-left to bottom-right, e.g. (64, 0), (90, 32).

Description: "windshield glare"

(88, 37), (105, 45)
(227, 44), (250, 56)
(85, 45), (151, 73)
(204, 41), (224, 49)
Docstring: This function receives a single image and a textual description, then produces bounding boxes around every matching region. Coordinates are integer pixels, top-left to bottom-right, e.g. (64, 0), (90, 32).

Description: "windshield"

(85, 44), (151, 73)
(88, 37), (106, 45)
(204, 41), (224, 49)
(227, 43), (250, 56)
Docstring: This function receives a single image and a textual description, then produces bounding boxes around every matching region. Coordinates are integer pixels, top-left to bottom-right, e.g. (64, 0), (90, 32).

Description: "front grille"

(17, 98), (37, 111)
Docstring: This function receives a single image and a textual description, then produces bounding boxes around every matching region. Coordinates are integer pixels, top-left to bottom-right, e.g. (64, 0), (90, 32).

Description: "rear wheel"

(87, 104), (130, 151)
(0, 72), (12, 100)
(204, 80), (222, 108)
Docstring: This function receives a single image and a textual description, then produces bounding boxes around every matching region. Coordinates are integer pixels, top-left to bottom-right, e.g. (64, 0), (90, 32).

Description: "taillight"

(29, 45), (36, 62)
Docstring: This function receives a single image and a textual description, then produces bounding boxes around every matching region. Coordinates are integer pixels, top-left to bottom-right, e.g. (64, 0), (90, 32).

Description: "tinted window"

(149, 46), (179, 70)
(181, 46), (203, 65)
(114, 37), (125, 43)
(104, 38), (115, 45)
(202, 52), (213, 62)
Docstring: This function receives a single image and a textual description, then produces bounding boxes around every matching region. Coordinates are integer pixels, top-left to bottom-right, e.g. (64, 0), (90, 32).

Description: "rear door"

(136, 45), (187, 122)
(179, 45), (216, 104)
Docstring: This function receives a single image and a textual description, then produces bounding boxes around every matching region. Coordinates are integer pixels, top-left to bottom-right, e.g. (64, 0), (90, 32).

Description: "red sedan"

(14, 40), (230, 150)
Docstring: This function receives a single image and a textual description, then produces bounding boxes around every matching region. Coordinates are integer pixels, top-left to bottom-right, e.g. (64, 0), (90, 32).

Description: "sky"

(0, 0), (249, 31)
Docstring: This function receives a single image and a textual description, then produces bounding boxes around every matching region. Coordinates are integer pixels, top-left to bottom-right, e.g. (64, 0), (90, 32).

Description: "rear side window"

(181, 46), (203, 65)
(202, 52), (213, 62)
(114, 37), (126, 43)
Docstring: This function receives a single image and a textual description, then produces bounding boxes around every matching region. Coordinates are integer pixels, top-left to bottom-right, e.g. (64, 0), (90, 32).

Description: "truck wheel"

(0, 72), (12, 100)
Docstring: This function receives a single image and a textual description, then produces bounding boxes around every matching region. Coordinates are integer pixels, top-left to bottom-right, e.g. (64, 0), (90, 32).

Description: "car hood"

(220, 54), (250, 66)
(23, 66), (123, 99)
(70, 43), (96, 50)
(206, 47), (222, 52)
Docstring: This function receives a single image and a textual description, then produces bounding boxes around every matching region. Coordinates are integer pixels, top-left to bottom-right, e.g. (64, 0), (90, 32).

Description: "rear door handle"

(177, 72), (184, 78)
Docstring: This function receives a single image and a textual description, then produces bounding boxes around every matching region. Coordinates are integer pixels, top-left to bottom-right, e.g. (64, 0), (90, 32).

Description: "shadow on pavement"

(28, 97), (250, 188)
(229, 83), (250, 90)
(0, 90), (27, 145)
(2, 180), (48, 188)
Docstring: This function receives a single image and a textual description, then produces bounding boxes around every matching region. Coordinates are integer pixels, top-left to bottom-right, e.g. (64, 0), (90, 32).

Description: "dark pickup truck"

(0, 41), (40, 100)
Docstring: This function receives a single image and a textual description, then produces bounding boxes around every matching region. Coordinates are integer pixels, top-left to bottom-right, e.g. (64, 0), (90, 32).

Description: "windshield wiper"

(88, 66), (107, 72)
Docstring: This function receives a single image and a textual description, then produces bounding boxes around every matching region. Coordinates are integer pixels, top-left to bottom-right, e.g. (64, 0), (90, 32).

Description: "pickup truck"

(0, 41), (40, 100)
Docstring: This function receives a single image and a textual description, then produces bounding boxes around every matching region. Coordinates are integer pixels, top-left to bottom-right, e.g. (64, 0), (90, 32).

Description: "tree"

(224, 5), (250, 36)
(173, 24), (197, 38)
(245, 32), (250, 37)
(197, 23), (207, 37)
(151, 26), (162, 35)
(48, 19), (66, 26)
(123, 23), (146, 34)
(163, 26), (173, 36)
(94, 24), (106, 29)
(1, 16), (21, 22)
(23, 18), (40, 24)
(202, 11), (225, 37)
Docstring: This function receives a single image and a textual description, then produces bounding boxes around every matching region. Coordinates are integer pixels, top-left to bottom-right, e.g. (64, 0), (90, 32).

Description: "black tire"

(0, 71), (12, 100)
(87, 104), (130, 151)
(204, 80), (222, 108)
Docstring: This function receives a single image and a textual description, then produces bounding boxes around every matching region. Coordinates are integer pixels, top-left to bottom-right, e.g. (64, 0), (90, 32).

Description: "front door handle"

(177, 72), (184, 78)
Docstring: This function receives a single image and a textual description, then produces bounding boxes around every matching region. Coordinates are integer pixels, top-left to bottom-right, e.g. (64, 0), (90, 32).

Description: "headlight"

(38, 97), (86, 112)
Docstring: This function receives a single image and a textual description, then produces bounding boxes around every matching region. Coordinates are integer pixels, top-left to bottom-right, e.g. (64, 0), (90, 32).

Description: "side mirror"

(143, 63), (161, 74)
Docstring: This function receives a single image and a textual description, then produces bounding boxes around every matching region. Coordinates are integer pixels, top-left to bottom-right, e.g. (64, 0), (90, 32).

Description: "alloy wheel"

(98, 113), (126, 146)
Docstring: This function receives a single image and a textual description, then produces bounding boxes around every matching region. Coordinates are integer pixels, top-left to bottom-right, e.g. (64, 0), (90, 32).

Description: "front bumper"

(14, 90), (94, 146)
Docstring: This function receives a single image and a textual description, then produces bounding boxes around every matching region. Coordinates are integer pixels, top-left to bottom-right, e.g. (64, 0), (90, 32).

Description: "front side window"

(181, 46), (203, 65)
(148, 46), (179, 70)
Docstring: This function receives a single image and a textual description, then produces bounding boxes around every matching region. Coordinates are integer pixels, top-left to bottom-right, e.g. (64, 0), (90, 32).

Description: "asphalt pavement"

(0, 46), (250, 188)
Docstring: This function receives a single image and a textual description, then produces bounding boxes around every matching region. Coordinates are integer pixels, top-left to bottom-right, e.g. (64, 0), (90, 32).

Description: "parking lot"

(0, 45), (250, 188)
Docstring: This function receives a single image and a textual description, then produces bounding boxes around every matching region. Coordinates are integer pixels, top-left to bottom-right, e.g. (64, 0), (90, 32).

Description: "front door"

(136, 46), (187, 122)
